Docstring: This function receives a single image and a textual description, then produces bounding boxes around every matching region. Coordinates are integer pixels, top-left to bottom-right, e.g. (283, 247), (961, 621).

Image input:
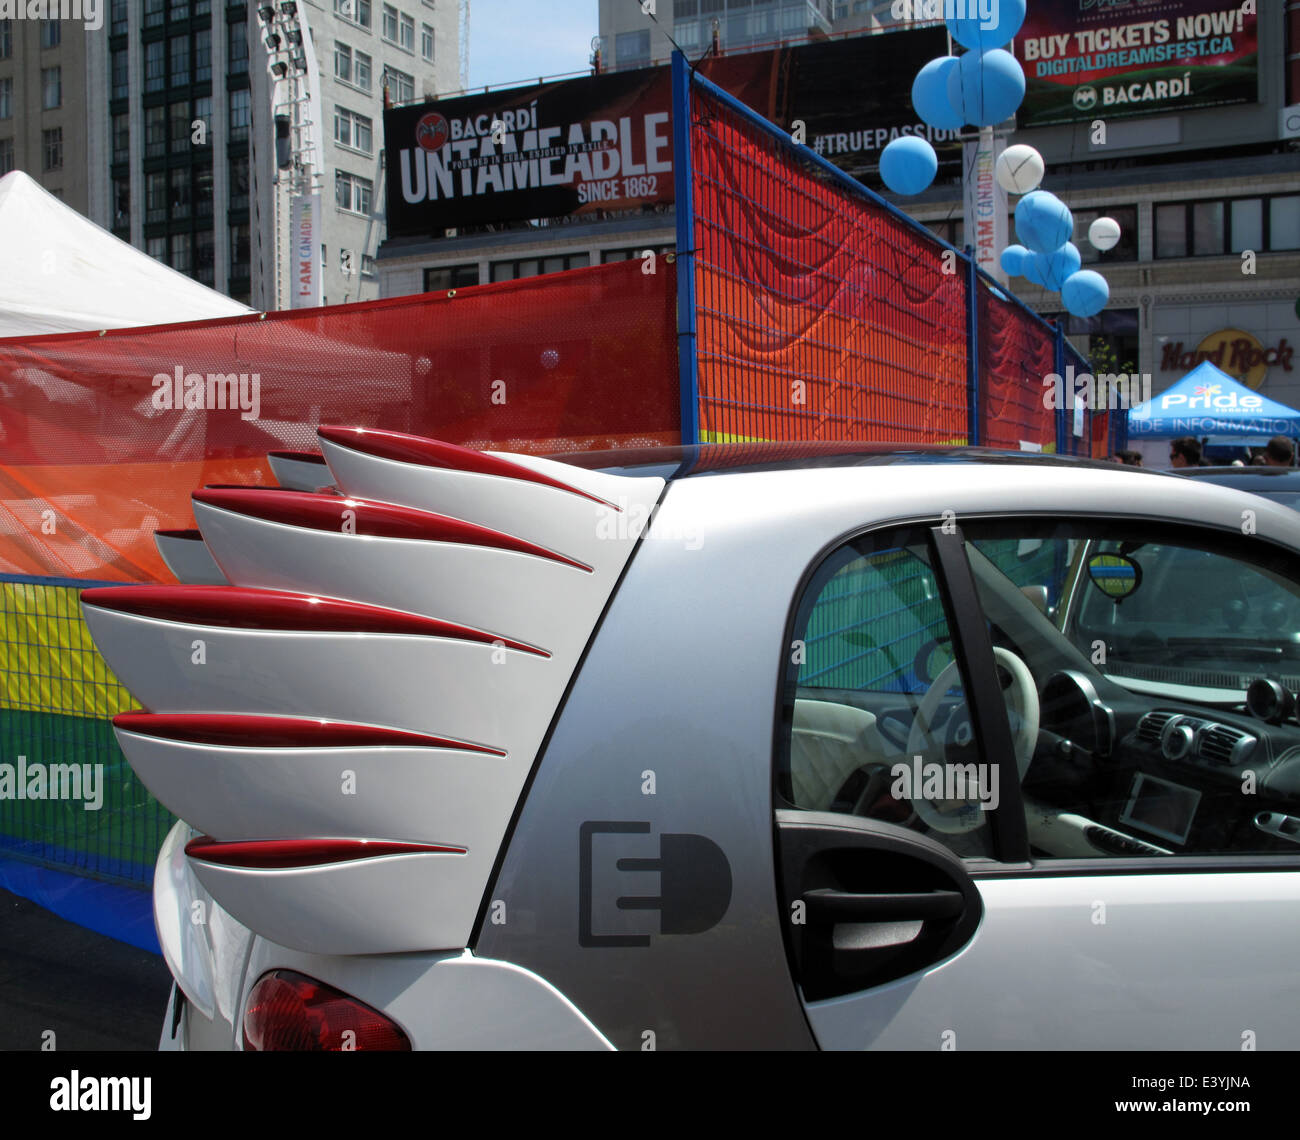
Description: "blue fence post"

(964, 246), (979, 447)
(672, 52), (700, 447)
(1054, 320), (1068, 455)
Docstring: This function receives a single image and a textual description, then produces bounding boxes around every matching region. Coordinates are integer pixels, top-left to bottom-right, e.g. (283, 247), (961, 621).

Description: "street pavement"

(0, 888), (171, 1051)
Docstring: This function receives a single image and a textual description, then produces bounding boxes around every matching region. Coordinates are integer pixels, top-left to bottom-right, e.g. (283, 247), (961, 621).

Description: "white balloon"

(1088, 216), (1122, 252)
(995, 144), (1044, 194)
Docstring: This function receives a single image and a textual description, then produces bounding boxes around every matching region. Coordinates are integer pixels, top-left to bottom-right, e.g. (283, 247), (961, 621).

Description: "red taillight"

(242, 970), (411, 1051)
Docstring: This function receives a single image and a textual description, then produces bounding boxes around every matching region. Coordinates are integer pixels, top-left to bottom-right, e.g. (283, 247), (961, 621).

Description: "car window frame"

(775, 518), (1030, 864)
(777, 510), (1300, 879)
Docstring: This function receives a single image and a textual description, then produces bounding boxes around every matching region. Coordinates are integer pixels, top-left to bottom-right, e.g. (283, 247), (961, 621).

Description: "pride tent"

(1127, 361), (1300, 444)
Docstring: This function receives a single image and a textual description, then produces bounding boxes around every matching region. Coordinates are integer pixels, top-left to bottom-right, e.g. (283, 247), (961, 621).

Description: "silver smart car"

(82, 431), (1300, 1050)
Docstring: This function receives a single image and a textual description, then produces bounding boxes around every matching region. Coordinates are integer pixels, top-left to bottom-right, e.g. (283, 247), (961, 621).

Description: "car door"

(775, 514), (1300, 1050)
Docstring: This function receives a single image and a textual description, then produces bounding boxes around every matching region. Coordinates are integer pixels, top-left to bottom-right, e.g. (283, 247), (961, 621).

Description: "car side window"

(779, 526), (997, 859)
(965, 522), (1300, 861)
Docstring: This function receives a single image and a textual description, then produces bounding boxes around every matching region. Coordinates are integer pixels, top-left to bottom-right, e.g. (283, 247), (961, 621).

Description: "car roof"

(1177, 466), (1300, 490)
(549, 441), (1157, 481)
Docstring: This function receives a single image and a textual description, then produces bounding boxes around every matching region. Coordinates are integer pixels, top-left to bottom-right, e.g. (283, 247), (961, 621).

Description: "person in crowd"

(1264, 436), (1295, 467)
(1168, 437), (1203, 468)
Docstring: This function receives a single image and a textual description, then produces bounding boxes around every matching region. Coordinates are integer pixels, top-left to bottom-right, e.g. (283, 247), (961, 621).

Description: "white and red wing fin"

(266, 449), (333, 492)
(82, 435), (666, 956)
(153, 529), (228, 585)
(316, 425), (663, 570)
(191, 488), (596, 655)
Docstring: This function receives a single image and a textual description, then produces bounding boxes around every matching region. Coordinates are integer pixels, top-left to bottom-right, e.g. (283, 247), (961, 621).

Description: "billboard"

(1014, 0), (1258, 127)
(384, 30), (962, 237)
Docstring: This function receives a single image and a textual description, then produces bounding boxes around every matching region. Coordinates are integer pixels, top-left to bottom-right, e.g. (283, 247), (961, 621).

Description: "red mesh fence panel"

(0, 260), (678, 581)
(690, 84), (969, 445)
(978, 278), (1058, 451)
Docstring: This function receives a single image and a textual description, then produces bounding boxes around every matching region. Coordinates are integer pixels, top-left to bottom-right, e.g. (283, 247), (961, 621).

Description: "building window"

(147, 236), (166, 261)
(41, 19), (61, 48)
(383, 66), (413, 104)
(382, 3), (398, 41)
(423, 263), (480, 291)
(112, 49), (130, 98)
(42, 127), (62, 171)
(146, 170), (167, 222)
(171, 34), (190, 86)
(0, 20), (10, 59)
(194, 95), (212, 140)
(334, 106), (373, 154)
(111, 0), (128, 33)
(0, 78), (10, 121)
(228, 88), (250, 142)
(1071, 206), (1138, 265)
(229, 153), (249, 209)
(354, 49), (373, 91)
(230, 223), (250, 279)
(0, 138), (14, 177)
(1271, 196), (1300, 251)
(335, 0), (371, 29)
(170, 166), (191, 219)
(171, 232), (192, 275)
(112, 112), (130, 163)
(196, 230), (215, 285)
(1155, 195), (1300, 258)
(194, 163), (213, 216)
(362, 254), (376, 277)
(112, 176), (130, 228)
(600, 243), (675, 263)
(490, 253), (589, 282)
(169, 0), (190, 20)
(194, 28), (211, 82)
(1230, 198), (1262, 253)
(615, 29), (650, 68)
(145, 0), (166, 28)
(170, 99), (191, 152)
(335, 170), (373, 215)
(335, 42), (352, 82)
(421, 23), (433, 61)
(400, 11), (414, 50)
(146, 41), (166, 93)
(146, 105), (167, 157)
(42, 67), (62, 109)
(228, 23), (248, 74)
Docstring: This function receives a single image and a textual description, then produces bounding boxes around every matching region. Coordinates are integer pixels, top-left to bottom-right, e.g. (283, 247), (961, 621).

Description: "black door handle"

(803, 887), (964, 922)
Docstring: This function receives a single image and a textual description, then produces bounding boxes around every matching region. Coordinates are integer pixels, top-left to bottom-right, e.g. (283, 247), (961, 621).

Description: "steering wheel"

(903, 646), (1040, 834)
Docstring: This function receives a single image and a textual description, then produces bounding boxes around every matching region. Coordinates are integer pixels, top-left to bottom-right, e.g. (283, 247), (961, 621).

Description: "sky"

(468, 1), (600, 91)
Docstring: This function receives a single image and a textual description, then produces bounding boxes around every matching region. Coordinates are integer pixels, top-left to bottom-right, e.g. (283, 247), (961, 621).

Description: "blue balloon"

(880, 136), (937, 196)
(949, 0), (1026, 51)
(1032, 241), (1082, 291)
(911, 56), (964, 131)
(1000, 244), (1030, 276)
(1062, 270), (1109, 317)
(1021, 250), (1049, 288)
(947, 48), (1025, 128)
(1015, 190), (1074, 254)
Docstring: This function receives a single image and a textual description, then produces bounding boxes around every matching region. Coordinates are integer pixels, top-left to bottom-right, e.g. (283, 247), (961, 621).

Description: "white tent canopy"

(0, 171), (253, 338)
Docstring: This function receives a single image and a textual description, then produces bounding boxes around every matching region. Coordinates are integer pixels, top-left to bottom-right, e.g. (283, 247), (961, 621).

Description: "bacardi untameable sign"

(385, 69), (674, 234)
